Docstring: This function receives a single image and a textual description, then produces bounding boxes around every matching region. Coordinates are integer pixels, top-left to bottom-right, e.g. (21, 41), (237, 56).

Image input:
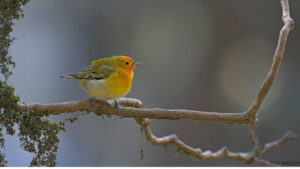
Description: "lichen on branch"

(0, 0), (68, 166)
(0, 0), (30, 81)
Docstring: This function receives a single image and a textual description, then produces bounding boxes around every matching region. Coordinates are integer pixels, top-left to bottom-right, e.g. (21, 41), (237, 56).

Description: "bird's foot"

(114, 99), (120, 115)
(89, 97), (97, 110)
(90, 97), (104, 116)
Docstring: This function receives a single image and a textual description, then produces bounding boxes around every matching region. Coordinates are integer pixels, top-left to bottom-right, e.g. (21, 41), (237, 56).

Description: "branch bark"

(135, 118), (296, 166)
(18, 99), (249, 124)
(246, 0), (294, 122)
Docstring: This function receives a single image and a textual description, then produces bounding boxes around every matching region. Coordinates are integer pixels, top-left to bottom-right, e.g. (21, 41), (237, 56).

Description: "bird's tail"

(60, 75), (75, 79)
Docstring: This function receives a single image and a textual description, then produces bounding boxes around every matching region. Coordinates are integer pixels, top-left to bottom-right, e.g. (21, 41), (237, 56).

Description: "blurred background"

(5, 0), (300, 166)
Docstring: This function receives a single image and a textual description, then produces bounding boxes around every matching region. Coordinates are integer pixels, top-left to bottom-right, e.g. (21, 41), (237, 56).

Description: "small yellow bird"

(60, 55), (139, 113)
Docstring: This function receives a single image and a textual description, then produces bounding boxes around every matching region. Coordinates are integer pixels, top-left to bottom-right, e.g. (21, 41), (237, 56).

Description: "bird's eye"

(125, 61), (129, 65)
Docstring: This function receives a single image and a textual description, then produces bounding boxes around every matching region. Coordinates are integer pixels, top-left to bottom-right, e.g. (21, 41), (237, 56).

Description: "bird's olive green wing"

(62, 65), (115, 80)
(96, 65), (115, 78)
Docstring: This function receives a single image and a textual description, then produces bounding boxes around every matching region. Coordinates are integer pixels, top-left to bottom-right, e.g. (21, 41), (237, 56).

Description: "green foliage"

(18, 111), (64, 166)
(0, 81), (20, 135)
(0, 0), (30, 81)
(0, 127), (7, 166)
(0, 81), (66, 166)
(0, 81), (18, 166)
(0, 0), (66, 166)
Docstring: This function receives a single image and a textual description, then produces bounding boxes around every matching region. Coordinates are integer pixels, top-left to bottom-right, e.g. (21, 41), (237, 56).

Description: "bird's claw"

(90, 98), (120, 115)
(90, 97), (97, 110)
(114, 99), (120, 115)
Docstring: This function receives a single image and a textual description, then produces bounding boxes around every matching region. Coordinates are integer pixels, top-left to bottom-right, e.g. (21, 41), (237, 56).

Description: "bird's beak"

(134, 61), (143, 65)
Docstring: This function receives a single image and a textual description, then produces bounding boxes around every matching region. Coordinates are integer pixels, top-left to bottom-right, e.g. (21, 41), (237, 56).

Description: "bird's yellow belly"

(79, 76), (131, 100)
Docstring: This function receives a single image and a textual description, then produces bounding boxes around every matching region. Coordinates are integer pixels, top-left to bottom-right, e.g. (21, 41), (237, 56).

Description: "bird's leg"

(114, 99), (120, 115)
(90, 97), (104, 116)
(89, 97), (97, 110)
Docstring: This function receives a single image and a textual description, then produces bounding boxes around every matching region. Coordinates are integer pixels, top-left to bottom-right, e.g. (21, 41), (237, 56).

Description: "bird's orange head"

(117, 56), (135, 72)
(92, 55), (136, 73)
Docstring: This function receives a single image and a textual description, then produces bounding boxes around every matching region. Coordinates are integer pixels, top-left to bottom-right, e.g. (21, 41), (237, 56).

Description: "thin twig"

(246, 0), (294, 122)
(254, 158), (279, 167)
(136, 118), (296, 165)
(257, 130), (296, 155)
(249, 123), (258, 147)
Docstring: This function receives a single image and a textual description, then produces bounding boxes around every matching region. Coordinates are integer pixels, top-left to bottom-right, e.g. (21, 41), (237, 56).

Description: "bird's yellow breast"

(79, 71), (133, 100)
(106, 71), (133, 98)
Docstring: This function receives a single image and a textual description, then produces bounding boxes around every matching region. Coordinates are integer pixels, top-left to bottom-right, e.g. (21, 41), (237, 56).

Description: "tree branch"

(254, 158), (280, 167)
(249, 123), (258, 147)
(18, 99), (249, 124)
(135, 118), (296, 166)
(246, 0), (294, 122)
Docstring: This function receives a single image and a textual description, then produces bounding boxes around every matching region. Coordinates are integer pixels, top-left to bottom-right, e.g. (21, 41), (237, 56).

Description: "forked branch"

(136, 118), (296, 166)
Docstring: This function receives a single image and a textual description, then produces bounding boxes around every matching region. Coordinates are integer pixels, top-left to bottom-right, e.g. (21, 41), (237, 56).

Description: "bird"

(60, 55), (140, 114)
